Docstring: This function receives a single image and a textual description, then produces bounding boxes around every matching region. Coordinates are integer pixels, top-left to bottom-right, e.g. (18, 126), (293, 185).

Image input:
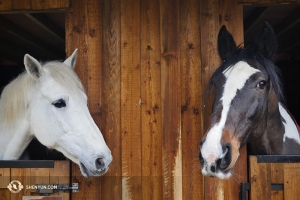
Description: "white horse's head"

(24, 49), (112, 177)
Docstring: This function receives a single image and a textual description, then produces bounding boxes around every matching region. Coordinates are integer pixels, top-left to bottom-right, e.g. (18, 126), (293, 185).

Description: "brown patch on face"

(221, 129), (240, 171)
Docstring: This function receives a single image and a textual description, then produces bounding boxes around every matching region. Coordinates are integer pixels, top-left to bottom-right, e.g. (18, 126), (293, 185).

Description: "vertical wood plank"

(179, 0), (203, 199)
(120, 0), (142, 199)
(140, 0), (163, 199)
(0, 168), (10, 188)
(65, 0), (102, 199)
(270, 163), (284, 200)
(0, 168), (10, 200)
(249, 156), (271, 200)
(219, 2), (246, 199)
(10, 168), (32, 198)
(200, 0), (246, 199)
(49, 161), (70, 200)
(200, 0), (223, 199)
(102, 0), (122, 199)
(160, 0), (181, 199)
(284, 165), (300, 200)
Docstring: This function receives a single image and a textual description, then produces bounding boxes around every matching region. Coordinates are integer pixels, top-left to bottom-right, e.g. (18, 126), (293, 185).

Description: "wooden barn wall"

(66, 0), (245, 199)
(5, 0), (296, 199)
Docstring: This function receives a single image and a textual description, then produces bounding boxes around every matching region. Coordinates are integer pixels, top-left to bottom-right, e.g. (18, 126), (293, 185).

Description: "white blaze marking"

(279, 103), (300, 144)
(201, 61), (259, 165)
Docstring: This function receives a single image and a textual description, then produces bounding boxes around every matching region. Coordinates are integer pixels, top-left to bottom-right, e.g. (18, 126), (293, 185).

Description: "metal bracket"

(35, 183), (78, 195)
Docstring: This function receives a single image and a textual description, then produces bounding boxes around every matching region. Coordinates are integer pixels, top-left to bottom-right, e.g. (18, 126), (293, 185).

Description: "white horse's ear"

(24, 54), (43, 81)
(63, 49), (78, 69)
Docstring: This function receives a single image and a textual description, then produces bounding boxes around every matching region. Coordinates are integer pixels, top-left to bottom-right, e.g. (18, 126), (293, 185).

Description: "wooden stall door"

(0, 161), (70, 200)
(249, 156), (300, 200)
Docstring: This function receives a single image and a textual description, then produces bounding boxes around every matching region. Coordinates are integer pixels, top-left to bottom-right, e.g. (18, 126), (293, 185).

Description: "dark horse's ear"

(218, 25), (237, 61)
(254, 22), (277, 61)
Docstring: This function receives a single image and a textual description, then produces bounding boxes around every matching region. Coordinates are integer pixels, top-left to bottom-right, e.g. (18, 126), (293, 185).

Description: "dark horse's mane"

(207, 45), (285, 104)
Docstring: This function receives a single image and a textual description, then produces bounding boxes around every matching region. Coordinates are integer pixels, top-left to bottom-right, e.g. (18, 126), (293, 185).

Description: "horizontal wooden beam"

(0, 0), (69, 12)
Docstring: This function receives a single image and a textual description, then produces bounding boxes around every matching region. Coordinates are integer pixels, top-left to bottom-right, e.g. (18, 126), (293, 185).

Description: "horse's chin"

(79, 162), (109, 178)
(202, 167), (233, 180)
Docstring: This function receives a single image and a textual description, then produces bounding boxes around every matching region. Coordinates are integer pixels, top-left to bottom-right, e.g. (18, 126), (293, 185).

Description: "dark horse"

(199, 22), (300, 180)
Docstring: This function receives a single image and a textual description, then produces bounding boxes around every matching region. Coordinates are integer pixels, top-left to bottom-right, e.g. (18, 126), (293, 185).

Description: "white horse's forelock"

(0, 61), (85, 127)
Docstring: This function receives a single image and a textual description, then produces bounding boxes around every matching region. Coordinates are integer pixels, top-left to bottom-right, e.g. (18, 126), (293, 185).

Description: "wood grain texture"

(65, 0), (102, 199)
(0, 168), (10, 200)
(101, 0), (122, 199)
(200, 1), (223, 199)
(0, 0), (68, 11)
(160, 0), (182, 199)
(140, 0), (163, 199)
(120, 0), (142, 199)
(249, 156), (271, 200)
(31, 0), (69, 10)
(179, 0), (203, 199)
(219, 2), (247, 199)
(284, 165), (300, 200)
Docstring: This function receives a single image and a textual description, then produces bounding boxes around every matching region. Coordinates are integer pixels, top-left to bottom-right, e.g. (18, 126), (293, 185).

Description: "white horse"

(0, 49), (112, 177)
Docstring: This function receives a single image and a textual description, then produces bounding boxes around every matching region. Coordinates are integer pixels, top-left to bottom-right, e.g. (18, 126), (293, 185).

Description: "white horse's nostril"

(95, 158), (105, 170)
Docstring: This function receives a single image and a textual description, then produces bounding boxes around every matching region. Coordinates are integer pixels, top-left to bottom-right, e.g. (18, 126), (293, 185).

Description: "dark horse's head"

(198, 22), (295, 179)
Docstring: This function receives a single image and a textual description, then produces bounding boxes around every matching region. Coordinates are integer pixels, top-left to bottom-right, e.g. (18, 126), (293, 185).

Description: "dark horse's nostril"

(199, 151), (204, 165)
(217, 143), (232, 170)
(211, 164), (216, 172)
(199, 139), (205, 165)
(200, 139), (205, 147)
(95, 158), (105, 170)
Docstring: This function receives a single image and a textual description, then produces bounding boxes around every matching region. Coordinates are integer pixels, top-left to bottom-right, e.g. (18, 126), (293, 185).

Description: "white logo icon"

(7, 180), (23, 193)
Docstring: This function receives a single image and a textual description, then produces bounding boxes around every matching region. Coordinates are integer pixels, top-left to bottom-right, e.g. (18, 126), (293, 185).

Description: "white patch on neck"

(201, 61), (259, 164)
(279, 103), (300, 144)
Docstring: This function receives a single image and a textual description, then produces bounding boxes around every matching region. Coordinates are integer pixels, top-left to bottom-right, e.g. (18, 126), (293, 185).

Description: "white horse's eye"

(52, 99), (66, 108)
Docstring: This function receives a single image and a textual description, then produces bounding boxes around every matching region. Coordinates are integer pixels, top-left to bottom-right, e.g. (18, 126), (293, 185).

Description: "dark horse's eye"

(52, 99), (66, 108)
(256, 80), (267, 90)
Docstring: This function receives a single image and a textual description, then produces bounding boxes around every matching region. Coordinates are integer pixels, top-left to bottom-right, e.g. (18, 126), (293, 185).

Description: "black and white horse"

(199, 22), (300, 179)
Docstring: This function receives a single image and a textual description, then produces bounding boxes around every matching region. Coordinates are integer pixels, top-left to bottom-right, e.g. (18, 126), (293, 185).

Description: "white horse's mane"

(0, 61), (85, 127)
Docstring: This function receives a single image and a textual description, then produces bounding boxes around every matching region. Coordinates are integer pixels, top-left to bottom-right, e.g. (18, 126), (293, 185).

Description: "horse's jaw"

(53, 144), (113, 177)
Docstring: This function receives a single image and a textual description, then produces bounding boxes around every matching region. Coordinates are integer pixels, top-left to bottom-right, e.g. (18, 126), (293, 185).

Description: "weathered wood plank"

(120, 0), (142, 199)
(10, 168), (33, 198)
(249, 156), (271, 200)
(179, 0), (203, 199)
(49, 161), (70, 200)
(0, 168), (10, 188)
(219, 1), (247, 199)
(0, 168), (10, 200)
(12, 0), (31, 10)
(140, 0), (163, 199)
(101, 0), (122, 199)
(284, 164), (300, 200)
(65, 0), (102, 199)
(160, 0), (181, 199)
(0, 0), (68, 11)
(31, 0), (69, 10)
(200, 0), (223, 199)
(270, 163), (284, 199)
